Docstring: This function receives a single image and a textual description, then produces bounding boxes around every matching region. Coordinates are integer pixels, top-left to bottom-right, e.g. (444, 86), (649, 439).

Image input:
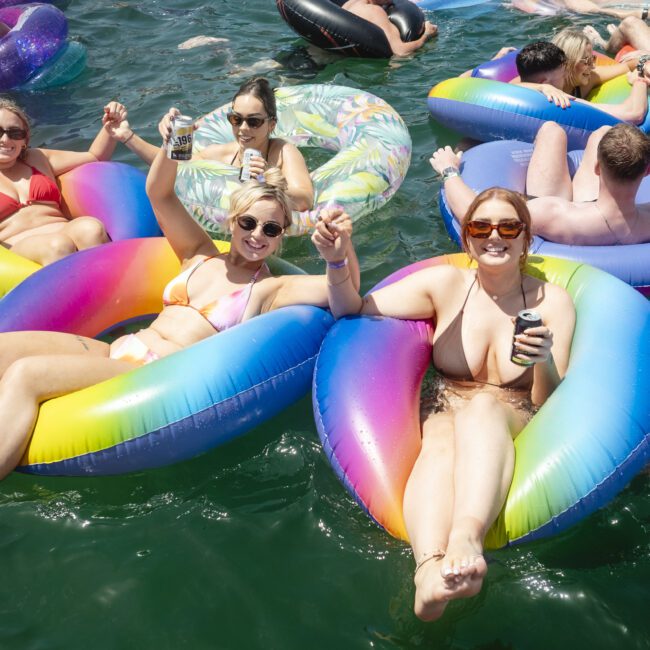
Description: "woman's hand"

(102, 101), (132, 142)
(492, 46), (516, 60)
(513, 324), (554, 366)
(311, 208), (352, 263)
(429, 146), (461, 176)
(246, 154), (267, 179)
(158, 107), (182, 143)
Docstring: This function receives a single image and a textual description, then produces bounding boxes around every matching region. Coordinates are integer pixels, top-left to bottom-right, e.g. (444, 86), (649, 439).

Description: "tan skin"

(513, 43), (650, 120)
(0, 111), (359, 480)
(110, 95), (315, 212)
(341, 0), (438, 56)
(0, 102), (126, 265)
(431, 137), (650, 245)
(323, 197), (575, 621)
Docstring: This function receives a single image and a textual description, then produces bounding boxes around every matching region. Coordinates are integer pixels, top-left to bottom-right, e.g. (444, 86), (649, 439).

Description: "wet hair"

(551, 29), (592, 91)
(597, 123), (650, 182)
(461, 187), (533, 267)
(516, 42), (567, 82)
(0, 97), (30, 158)
(227, 167), (293, 230)
(232, 77), (277, 121)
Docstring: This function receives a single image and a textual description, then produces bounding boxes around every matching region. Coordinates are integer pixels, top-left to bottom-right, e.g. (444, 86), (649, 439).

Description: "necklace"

(596, 204), (639, 246)
(476, 273), (524, 303)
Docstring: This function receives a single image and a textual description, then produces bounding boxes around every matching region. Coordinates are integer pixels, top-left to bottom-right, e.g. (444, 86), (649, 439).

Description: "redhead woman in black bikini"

(115, 77), (314, 212)
(323, 187), (576, 621)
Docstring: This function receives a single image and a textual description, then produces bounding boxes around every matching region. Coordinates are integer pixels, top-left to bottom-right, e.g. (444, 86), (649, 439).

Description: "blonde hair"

(227, 167), (293, 230)
(0, 97), (30, 158)
(552, 29), (592, 92)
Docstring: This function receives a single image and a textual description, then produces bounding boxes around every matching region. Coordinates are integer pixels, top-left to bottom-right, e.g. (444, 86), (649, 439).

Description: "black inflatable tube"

(276, 0), (425, 58)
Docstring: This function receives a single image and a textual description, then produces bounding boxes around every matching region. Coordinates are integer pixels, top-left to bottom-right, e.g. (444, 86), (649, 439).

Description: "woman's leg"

(0, 353), (136, 478)
(0, 331), (109, 377)
(572, 125), (611, 202)
(403, 412), (456, 621)
(9, 217), (109, 265)
(440, 393), (519, 594)
(526, 122), (573, 200)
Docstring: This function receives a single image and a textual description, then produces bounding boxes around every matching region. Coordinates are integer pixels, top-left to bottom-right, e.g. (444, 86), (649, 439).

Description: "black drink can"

(511, 309), (543, 366)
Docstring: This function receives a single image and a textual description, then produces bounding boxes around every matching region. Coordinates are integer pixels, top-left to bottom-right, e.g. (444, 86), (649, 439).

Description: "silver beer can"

(511, 309), (543, 366)
(239, 148), (261, 182)
(166, 115), (193, 161)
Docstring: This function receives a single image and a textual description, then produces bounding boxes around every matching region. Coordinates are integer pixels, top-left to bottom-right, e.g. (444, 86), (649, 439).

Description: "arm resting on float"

(146, 147), (214, 262)
(589, 76), (650, 124)
(281, 143), (314, 212)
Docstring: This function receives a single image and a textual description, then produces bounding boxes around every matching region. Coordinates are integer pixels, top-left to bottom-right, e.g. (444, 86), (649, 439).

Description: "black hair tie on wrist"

(643, 6), (649, 20)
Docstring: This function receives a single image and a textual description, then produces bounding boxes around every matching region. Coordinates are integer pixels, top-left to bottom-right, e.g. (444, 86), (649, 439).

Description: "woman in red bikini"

(0, 109), (359, 480)
(0, 98), (126, 265)
(323, 187), (576, 622)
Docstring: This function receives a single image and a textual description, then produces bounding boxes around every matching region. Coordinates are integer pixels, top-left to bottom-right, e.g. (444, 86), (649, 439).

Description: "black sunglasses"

(466, 220), (525, 239)
(0, 127), (27, 140)
(226, 112), (272, 129)
(236, 215), (284, 238)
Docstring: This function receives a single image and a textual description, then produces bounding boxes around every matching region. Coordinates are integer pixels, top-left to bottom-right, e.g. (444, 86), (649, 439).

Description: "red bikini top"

(0, 166), (62, 222)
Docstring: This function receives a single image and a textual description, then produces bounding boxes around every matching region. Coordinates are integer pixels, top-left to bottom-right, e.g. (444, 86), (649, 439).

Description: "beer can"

(511, 309), (542, 366)
(239, 148), (261, 182)
(166, 115), (193, 161)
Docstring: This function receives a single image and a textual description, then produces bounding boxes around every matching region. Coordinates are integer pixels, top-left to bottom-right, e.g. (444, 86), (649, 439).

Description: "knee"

(1, 357), (41, 394)
(590, 125), (612, 144)
(535, 121), (565, 144)
(44, 234), (78, 262)
(620, 16), (641, 33)
(67, 217), (109, 248)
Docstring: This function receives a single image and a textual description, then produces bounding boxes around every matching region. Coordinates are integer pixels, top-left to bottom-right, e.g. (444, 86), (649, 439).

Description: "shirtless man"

(341, 0), (437, 56)
(430, 122), (650, 246)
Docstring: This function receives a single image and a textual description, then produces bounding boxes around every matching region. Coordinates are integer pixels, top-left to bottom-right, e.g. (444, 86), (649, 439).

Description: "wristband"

(123, 131), (135, 145)
(637, 54), (650, 76)
(327, 257), (348, 270)
(642, 5), (649, 20)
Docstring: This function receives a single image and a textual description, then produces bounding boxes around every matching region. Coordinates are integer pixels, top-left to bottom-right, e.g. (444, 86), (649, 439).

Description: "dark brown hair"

(597, 123), (650, 182)
(232, 77), (277, 120)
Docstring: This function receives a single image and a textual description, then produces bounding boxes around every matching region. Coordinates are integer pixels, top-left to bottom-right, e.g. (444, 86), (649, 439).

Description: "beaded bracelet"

(327, 257), (348, 270)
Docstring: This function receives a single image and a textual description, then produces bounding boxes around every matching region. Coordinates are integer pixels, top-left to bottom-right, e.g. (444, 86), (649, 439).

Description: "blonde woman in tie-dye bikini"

(0, 109), (359, 480)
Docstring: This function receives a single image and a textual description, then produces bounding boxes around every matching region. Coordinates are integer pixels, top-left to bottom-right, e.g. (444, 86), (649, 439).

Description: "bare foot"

(413, 556), (451, 622)
(177, 35), (229, 50)
(583, 25), (608, 49)
(607, 23), (618, 36)
(439, 525), (488, 596)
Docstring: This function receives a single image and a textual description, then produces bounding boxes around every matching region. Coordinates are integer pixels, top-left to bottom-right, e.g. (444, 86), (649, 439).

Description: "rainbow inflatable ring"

(427, 50), (650, 148)
(313, 253), (650, 548)
(438, 139), (650, 295)
(175, 84), (411, 236)
(0, 3), (86, 90)
(0, 237), (333, 476)
(0, 161), (160, 299)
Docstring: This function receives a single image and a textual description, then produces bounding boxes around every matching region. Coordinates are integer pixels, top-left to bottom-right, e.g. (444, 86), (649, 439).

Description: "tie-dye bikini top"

(162, 255), (265, 331)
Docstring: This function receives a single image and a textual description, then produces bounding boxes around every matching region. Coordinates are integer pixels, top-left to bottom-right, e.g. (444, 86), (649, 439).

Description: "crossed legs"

(584, 17), (650, 53)
(403, 392), (520, 622)
(0, 331), (135, 479)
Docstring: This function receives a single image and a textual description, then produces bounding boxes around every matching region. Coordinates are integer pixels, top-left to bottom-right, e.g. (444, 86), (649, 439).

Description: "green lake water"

(0, 1), (648, 648)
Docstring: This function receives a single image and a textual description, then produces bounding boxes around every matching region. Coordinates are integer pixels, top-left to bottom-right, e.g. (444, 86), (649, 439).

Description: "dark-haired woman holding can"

(320, 187), (575, 622)
(113, 77), (314, 212)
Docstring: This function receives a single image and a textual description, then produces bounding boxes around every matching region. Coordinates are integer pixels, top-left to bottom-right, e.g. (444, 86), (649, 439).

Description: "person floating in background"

(431, 122), (650, 245)
(341, 0), (438, 56)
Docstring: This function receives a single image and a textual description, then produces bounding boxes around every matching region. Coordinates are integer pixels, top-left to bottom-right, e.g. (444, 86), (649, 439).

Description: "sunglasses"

(236, 214), (284, 238)
(0, 127), (27, 140)
(226, 113), (271, 129)
(466, 220), (525, 239)
(579, 54), (595, 66)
